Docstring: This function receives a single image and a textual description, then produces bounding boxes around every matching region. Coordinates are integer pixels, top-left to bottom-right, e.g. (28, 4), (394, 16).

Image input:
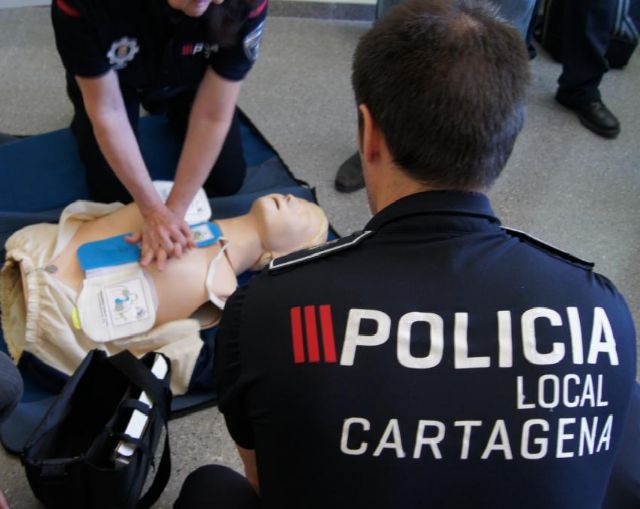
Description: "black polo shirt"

(51, 0), (267, 90)
(216, 190), (637, 509)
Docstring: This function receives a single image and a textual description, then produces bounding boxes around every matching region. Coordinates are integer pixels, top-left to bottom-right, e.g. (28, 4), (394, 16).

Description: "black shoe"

(335, 152), (364, 193)
(555, 96), (621, 139)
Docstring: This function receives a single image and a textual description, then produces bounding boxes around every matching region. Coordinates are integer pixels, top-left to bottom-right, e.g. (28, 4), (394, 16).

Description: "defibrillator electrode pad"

(191, 221), (222, 247)
(152, 180), (212, 225)
(75, 235), (157, 343)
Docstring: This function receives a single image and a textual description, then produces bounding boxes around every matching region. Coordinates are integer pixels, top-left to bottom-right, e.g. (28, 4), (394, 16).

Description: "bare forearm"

(169, 114), (232, 216)
(76, 72), (191, 268)
(91, 111), (163, 213)
(167, 67), (242, 216)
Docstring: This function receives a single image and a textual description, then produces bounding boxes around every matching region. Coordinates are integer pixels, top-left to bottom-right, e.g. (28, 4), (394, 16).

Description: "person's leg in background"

(174, 465), (260, 509)
(0, 351), (23, 509)
(334, 0), (536, 193)
(492, 0), (537, 37)
(151, 89), (247, 198)
(525, 0), (543, 59)
(556, 0), (620, 138)
(66, 74), (141, 203)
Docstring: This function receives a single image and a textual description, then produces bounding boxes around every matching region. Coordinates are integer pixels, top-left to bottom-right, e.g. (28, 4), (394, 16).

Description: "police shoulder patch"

(502, 226), (594, 270)
(269, 230), (373, 272)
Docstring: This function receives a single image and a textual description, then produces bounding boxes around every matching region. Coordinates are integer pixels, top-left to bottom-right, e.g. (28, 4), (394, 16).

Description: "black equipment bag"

(535, 0), (639, 68)
(609, 0), (640, 67)
(22, 349), (173, 509)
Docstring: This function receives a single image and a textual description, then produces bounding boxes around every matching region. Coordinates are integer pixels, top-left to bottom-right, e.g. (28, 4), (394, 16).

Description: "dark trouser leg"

(0, 352), (22, 424)
(492, 0), (537, 38)
(526, 0), (542, 59)
(66, 74), (140, 204)
(174, 465), (260, 509)
(557, 0), (616, 105)
(153, 90), (247, 197)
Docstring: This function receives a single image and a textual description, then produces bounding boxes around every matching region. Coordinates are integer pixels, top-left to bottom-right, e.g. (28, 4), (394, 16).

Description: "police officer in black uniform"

(51, 0), (267, 269)
(174, 1), (638, 508)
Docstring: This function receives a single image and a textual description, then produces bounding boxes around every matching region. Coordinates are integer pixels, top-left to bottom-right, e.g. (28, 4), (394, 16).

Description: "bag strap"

(108, 351), (171, 420)
(137, 433), (171, 509)
(107, 351), (172, 509)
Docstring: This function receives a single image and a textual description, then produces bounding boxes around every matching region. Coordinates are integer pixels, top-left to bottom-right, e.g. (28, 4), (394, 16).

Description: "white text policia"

(340, 306), (618, 368)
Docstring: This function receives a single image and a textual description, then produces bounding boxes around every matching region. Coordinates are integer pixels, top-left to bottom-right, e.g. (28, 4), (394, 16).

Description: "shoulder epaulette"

(502, 226), (594, 270)
(269, 230), (373, 272)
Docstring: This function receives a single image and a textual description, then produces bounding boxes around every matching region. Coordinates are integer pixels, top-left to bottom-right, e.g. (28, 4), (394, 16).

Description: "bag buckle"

(40, 462), (68, 480)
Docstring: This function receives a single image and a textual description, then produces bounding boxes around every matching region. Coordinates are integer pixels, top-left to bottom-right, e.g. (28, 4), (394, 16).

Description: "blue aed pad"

(191, 222), (222, 247)
(77, 234), (140, 272)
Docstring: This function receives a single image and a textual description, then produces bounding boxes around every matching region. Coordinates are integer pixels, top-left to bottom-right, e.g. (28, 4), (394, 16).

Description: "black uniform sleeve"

(51, 0), (111, 77)
(215, 285), (255, 449)
(208, 2), (267, 81)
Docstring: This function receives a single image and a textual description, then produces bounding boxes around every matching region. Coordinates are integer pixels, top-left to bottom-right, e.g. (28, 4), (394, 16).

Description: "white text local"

(339, 306), (618, 368)
(517, 374), (608, 410)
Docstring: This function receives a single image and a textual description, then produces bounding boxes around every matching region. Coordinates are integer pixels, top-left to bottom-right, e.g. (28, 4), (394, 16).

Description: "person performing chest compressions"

(0, 193), (327, 393)
(51, 0), (268, 269)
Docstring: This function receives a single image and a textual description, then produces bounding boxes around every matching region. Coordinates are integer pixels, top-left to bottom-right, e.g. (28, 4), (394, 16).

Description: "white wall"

(0, 0), (376, 8)
(0, 0), (50, 8)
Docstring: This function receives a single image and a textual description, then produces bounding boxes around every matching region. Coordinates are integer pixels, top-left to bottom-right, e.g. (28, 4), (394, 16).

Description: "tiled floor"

(0, 6), (639, 508)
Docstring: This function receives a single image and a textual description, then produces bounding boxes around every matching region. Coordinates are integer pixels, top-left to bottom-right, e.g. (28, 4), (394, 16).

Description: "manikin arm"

(75, 71), (192, 269)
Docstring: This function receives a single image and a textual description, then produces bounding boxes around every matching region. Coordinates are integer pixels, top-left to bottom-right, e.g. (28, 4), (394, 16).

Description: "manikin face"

(251, 194), (328, 257)
(167, 0), (223, 17)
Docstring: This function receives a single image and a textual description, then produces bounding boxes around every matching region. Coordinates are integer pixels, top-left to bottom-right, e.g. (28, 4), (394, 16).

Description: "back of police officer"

(213, 1), (638, 507)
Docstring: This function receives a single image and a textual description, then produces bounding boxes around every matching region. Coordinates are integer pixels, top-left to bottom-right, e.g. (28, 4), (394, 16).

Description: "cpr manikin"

(0, 194), (328, 393)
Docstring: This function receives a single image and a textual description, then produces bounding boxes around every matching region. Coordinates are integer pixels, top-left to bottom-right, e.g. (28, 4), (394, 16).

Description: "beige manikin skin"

(20, 194), (327, 328)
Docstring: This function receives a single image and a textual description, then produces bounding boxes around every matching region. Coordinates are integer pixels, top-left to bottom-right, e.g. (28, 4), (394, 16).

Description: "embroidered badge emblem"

(243, 21), (265, 61)
(107, 37), (140, 70)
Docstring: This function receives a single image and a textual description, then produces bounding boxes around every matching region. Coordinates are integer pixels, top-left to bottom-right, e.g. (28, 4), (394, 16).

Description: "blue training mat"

(0, 110), (318, 454)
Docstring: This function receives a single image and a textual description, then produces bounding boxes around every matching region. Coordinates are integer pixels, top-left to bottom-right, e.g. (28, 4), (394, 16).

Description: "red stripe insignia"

(248, 0), (268, 18)
(56, 0), (81, 17)
(290, 305), (337, 364)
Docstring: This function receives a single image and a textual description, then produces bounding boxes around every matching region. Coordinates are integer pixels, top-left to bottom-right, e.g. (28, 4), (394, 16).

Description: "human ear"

(358, 104), (381, 165)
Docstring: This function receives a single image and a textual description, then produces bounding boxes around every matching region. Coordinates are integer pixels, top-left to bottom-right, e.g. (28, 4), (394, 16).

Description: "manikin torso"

(22, 204), (238, 328)
(5, 195), (326, 393)
(18, 194), (327, 330)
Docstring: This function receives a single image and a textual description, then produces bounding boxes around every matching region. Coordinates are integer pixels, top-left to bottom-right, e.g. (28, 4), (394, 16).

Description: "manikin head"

(352, 0), (530, 211)
(247, 194), (329, 269)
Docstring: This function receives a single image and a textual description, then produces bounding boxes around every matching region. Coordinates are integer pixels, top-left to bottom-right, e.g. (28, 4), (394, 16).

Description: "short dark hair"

(352, 0), (530, 189)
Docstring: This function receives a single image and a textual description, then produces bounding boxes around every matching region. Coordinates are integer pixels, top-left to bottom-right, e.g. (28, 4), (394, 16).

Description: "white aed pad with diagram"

(75, 234), (157, 342)
(152, 180), (211, 225)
